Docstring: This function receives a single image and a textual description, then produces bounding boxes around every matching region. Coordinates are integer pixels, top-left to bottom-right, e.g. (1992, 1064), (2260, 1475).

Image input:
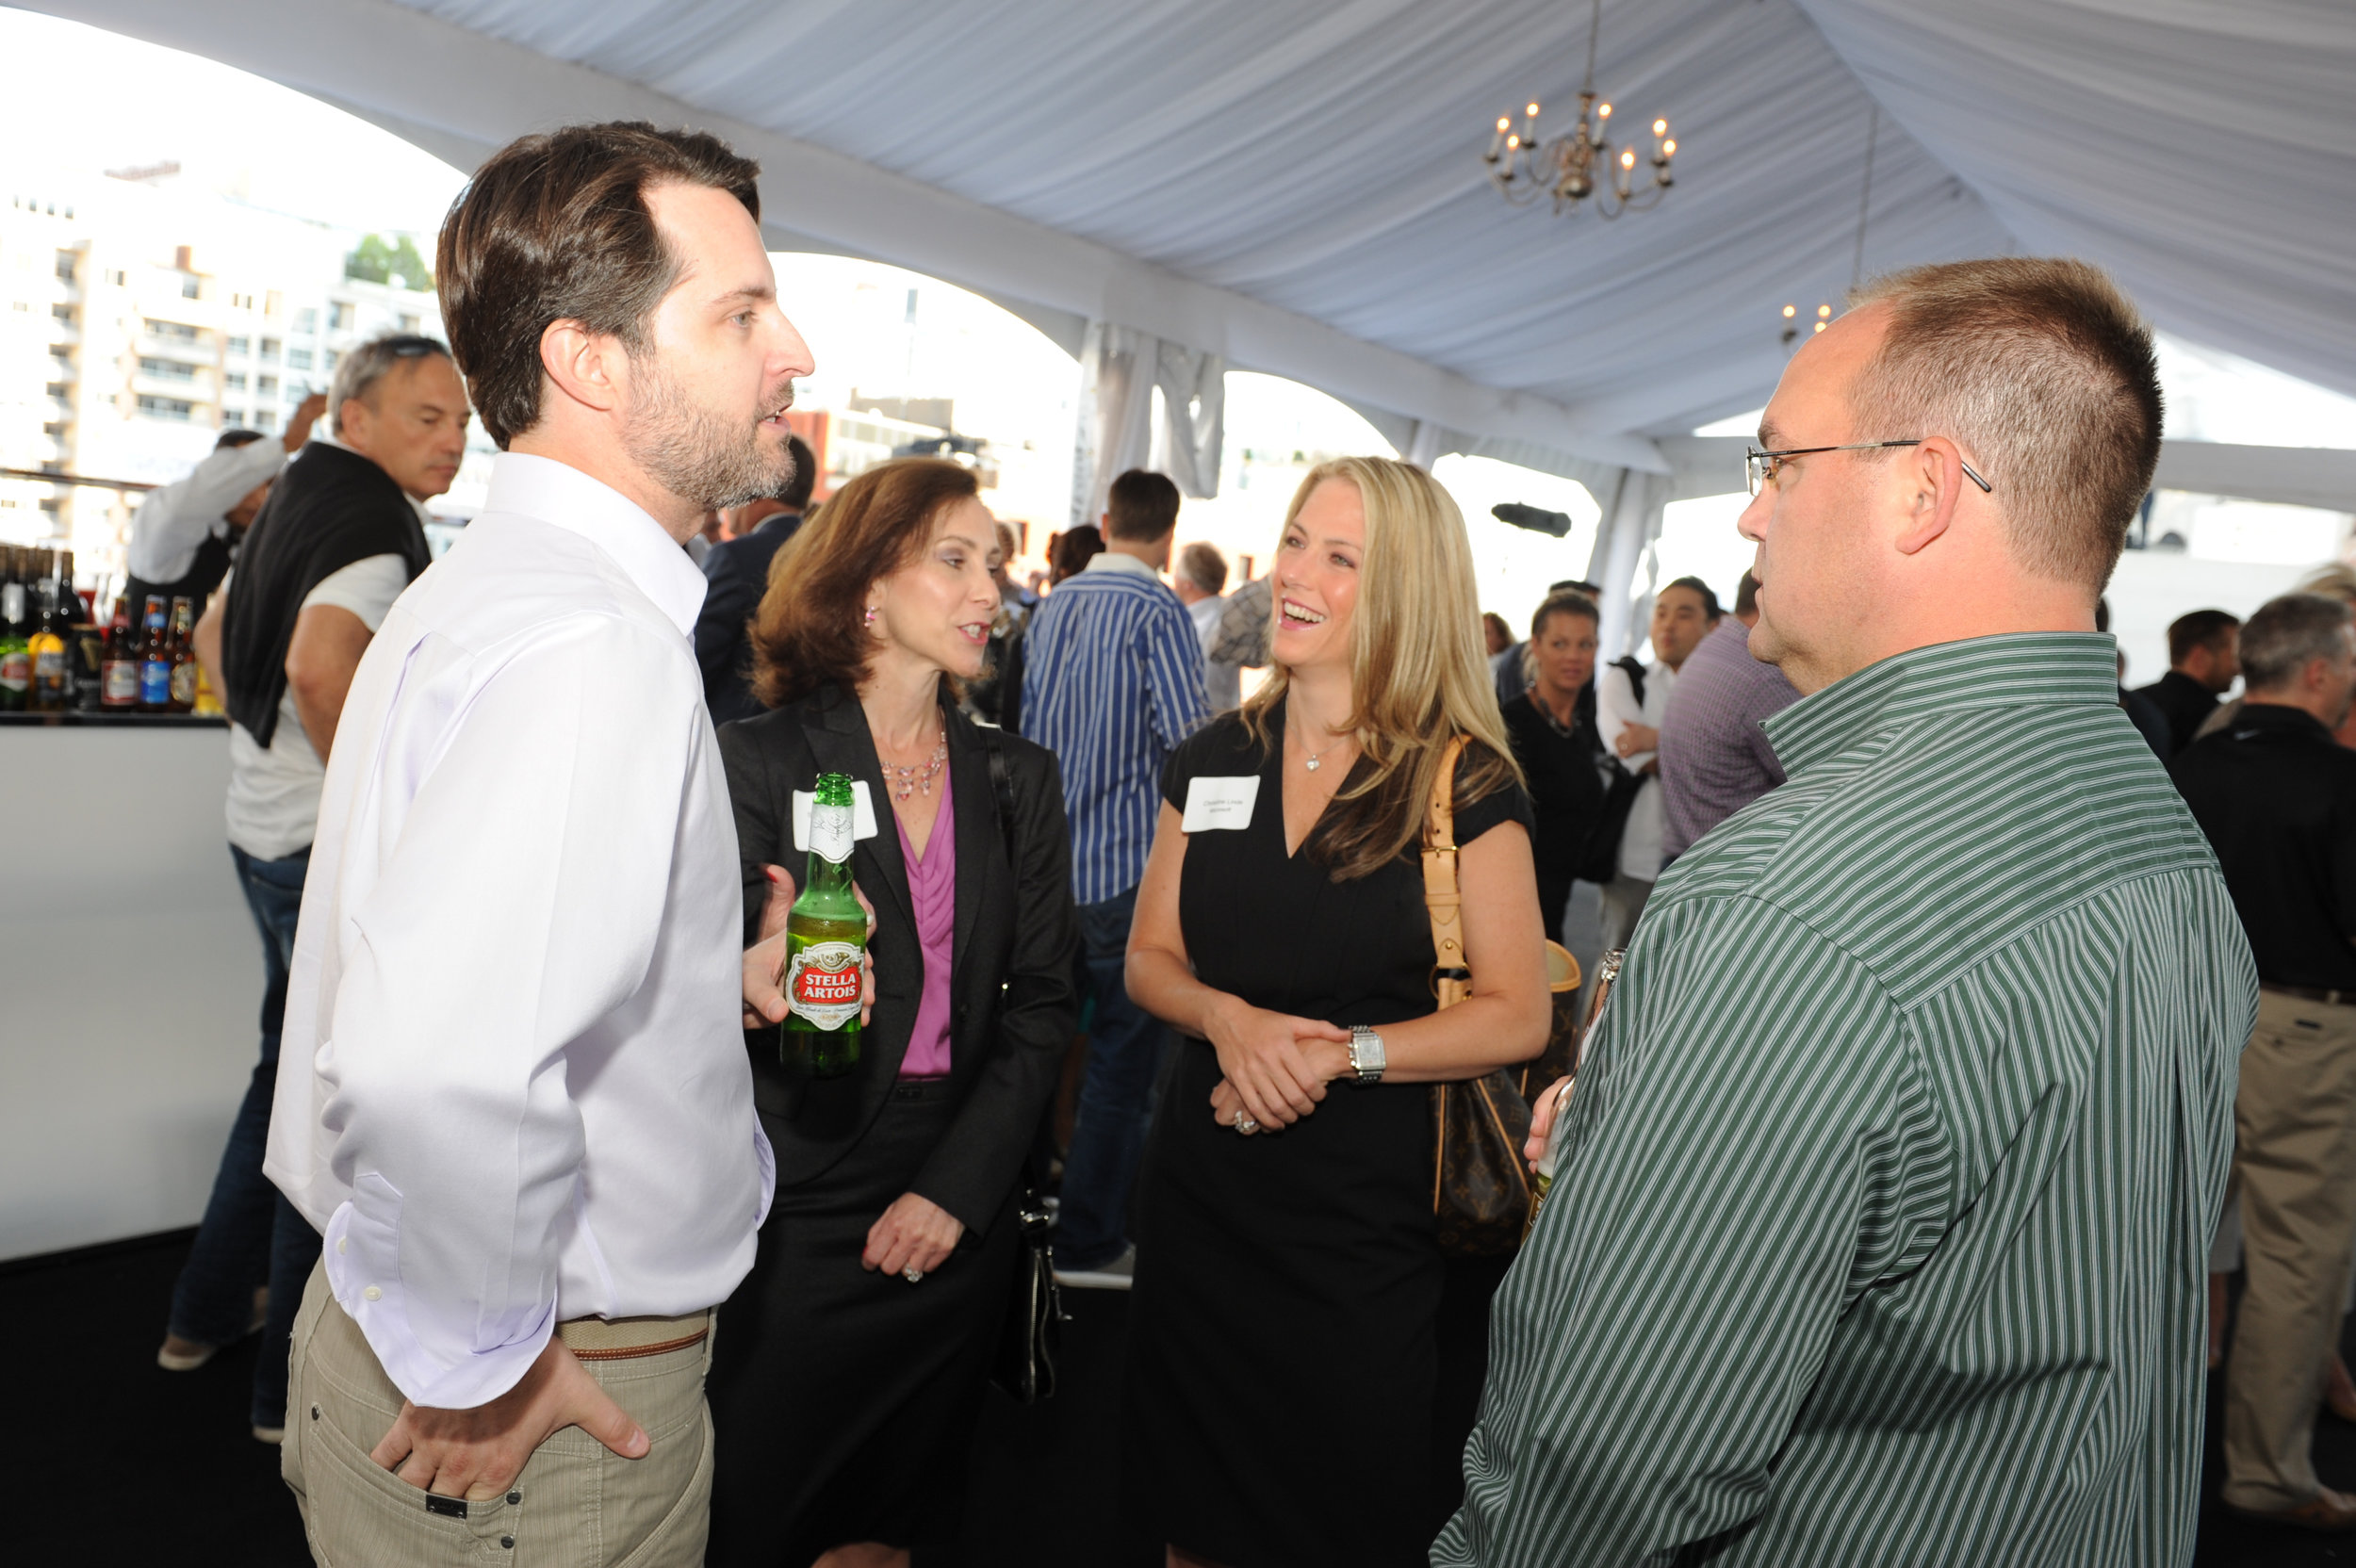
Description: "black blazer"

(717, 683), (1078, 1237)
(694, 510), (802, 727)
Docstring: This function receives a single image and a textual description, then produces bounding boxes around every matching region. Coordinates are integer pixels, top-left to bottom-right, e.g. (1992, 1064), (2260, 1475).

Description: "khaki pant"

(282, 1261), (716, 1566)
(2222, 989), (2356, 1511)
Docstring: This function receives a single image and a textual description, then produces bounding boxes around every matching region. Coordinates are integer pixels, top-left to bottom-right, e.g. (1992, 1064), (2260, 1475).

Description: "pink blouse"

(893, 763), (957, 1079)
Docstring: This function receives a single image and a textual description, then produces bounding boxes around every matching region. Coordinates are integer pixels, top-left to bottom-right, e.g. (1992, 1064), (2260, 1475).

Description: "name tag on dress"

(1181, 776), (1260, 832)
(792, 781), (881, 850)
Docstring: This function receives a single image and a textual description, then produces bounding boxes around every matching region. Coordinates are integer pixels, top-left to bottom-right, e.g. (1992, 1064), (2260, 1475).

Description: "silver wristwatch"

(1348, 1024), (1386, 1086)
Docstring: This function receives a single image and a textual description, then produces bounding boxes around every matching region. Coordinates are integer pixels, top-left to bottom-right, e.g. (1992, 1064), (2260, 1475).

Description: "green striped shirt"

(1437, 634), (2255, 1567)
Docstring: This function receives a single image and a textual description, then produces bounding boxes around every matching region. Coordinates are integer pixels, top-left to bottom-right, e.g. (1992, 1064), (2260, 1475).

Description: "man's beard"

(622, 355), (795, 510)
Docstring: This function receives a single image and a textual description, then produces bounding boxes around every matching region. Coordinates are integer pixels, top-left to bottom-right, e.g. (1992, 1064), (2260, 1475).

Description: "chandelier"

(1782, 106), (1879, 346)
(1482, 0), (1677, 219)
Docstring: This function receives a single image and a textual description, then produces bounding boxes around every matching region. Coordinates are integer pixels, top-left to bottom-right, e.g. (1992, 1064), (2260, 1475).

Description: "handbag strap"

(1422, 734), (1472, 1011)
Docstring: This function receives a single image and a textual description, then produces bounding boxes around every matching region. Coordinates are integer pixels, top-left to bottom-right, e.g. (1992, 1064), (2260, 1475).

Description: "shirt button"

(336, 1236), (348, 1255)
(500, 1536), (515, 1550)
(507, 1491), (521, 1506)
(363, 1285), (382, 1301)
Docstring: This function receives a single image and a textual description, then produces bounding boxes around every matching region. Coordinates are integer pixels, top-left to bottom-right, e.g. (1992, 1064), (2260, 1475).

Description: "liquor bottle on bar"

(779, 771), (867, 1076)
(27, 580), (69, 712)
(100, 597), (139, 710)
(0, 553), (28, 712)
(167, 597), (197, 713)
(138, 596), (172, 713)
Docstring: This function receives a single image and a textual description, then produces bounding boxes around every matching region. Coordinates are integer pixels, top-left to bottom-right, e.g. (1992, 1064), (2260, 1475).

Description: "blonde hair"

(1240, 456), (1520, 881)
(2298, 562), (2356, 607)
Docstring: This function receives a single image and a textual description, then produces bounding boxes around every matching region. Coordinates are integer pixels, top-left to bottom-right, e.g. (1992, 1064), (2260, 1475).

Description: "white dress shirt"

(266, 451), (775, 1410)
(1186, 592), (1241, 711)
(126, 437), (286, 582)
(1596, 658), (1677, 882)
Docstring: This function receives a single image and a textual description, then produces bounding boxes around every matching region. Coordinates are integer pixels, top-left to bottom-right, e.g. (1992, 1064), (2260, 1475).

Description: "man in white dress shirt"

(266, 122), (814, 1565)
(1594, 576), (1717, 949)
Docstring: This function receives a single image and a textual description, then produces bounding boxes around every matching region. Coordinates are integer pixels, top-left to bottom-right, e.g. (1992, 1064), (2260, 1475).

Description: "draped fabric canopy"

(34, 0), (2356, 481)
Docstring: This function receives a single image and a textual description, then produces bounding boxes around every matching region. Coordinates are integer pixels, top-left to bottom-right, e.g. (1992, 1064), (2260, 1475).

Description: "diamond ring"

(902, 1266), (924, 1284)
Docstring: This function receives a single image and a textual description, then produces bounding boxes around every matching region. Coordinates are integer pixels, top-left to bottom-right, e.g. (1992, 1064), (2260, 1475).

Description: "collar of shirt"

(1082, 549), (1165, 582)
(2224, 700), (2335, 743)
(309, 431), (438, 531)
(1763, 632), (2118, 777)
(482, 452), (708, 638)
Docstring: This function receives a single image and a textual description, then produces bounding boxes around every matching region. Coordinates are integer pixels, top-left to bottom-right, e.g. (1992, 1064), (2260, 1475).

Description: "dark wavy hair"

(436, 122), (761, 448)
(748, 457), (981, 709)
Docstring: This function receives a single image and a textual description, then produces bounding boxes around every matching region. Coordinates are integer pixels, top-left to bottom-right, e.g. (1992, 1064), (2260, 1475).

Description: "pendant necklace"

(882, 727), (948, 802)
(1292, 701), (1350, 772)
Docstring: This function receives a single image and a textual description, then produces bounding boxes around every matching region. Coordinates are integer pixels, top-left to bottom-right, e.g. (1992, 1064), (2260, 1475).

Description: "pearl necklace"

(881, 728), (948, 803)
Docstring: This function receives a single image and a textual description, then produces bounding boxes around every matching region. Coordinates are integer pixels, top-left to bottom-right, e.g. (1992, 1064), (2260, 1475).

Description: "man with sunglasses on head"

(1443, 260), (2253, 1566)
(166, 333), (466, 1448)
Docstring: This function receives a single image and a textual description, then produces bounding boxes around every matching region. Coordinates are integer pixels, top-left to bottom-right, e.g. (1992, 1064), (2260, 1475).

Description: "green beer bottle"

(781, 772), (865, 1076)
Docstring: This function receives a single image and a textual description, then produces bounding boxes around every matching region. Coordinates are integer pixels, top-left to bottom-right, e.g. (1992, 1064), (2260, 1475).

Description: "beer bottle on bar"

(167, 597), (197, 713)
(27, 580), (68, 712)
(100, 596), (139, 710)
(0, 555), (29, 712)
(779, 772), (866, 1076)
(138, 596), (172, 712)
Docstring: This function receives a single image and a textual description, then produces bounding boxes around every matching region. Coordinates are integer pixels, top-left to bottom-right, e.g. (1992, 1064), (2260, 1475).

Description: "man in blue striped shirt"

(1020, 469), (1209, 1282)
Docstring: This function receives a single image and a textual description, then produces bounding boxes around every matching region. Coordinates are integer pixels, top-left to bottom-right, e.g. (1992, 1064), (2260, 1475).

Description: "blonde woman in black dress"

(1121, 456), (1552, 1568)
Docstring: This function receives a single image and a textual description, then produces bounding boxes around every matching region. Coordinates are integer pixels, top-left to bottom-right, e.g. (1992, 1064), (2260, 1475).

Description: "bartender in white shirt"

(265, 123), (820, 1565)
(123, 392), (325, 613)
(1593, 576), (1719, 949)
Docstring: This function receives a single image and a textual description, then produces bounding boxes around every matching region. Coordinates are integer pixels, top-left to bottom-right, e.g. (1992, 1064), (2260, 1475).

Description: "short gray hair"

(1178, 540), (1228, 596)
(330, 333), (451, 435)
(2240, 592), (2355, 692)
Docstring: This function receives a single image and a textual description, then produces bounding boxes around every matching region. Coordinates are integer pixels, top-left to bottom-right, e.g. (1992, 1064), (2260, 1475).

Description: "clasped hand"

(743, 863), (877, 1028)
(1203, 996), (1350, 1133)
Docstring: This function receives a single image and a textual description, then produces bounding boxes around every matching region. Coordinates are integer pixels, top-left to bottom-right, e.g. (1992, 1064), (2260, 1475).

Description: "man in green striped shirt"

(1439, 259), (2255, 1566)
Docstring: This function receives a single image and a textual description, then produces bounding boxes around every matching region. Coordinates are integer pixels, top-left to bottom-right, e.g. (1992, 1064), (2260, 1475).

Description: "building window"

(294, 307), (318, 334)
(51, 302), (74, 324)
(227, 335), (250, 356)
(257, 375), (278, 396)
(231, 291), (255, 311)
(321, 350), (339, 371)
(138, 357), (197, 382)
(329, 302), (353, 331)
(180, 273), (202, 300)
(45, 382), (67, 399)
(106, 269), (126, 286)
(136, 395), (194, 421)
(253, 409), (278, 432)
(42, 422), (66, 438)
(224, 371), (247, 392)
(54, 251), (75, 283)
(286, 347), (314, 371)
(144, 318), (200, 343)
(259, 337), (281, 360)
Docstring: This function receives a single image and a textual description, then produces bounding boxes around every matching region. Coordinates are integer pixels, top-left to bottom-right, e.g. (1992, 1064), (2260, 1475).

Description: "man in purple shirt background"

(1658, 571), (1801, 862)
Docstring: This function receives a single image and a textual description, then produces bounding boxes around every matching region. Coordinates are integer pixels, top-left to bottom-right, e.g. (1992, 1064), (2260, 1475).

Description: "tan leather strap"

(1422, 735), (1472, 1011)
(558, 1310), (710, 1361)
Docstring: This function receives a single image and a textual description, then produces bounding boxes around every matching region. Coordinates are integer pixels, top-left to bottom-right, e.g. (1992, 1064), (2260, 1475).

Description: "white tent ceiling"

(29, 0), (2356, 478)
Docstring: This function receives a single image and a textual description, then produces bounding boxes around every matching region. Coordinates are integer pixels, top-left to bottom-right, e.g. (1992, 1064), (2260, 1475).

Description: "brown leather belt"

(557, 1310), (710, 1362)
(2262, 981), (2356, 1009)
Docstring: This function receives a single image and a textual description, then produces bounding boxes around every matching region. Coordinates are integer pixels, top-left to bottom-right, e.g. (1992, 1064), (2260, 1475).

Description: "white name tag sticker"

(791, 781), (881, 851)
(1181, 775), (1261, 833)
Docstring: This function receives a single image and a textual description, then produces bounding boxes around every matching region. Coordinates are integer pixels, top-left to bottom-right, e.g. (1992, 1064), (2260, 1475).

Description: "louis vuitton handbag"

(1423, 736), (1584, 1257)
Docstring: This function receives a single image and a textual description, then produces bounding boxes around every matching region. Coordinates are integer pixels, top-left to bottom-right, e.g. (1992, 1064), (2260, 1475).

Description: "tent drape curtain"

(1072, 321), (1227, 528)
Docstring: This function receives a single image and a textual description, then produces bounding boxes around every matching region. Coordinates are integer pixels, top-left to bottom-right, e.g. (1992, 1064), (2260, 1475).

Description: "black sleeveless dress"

(1121, 710), (1533, 1568)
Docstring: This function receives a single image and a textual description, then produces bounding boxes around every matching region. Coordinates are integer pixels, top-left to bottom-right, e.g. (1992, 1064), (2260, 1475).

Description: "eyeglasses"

(1745, 440), (1993, 500)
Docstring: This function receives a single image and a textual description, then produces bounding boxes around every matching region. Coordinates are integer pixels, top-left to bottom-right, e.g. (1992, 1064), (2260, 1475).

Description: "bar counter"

(0, 717), (259, 1262)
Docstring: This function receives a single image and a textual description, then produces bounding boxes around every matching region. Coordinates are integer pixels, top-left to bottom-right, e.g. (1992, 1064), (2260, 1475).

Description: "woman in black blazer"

(706, 458), (1078, 1568)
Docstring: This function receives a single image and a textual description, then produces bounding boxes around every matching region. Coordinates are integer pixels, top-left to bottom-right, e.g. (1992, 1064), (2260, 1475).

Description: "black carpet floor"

(5, 1229), (2350, 1566)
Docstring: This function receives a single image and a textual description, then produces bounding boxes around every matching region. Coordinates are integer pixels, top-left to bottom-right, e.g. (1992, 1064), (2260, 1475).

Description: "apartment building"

(0, 164), (466, 583)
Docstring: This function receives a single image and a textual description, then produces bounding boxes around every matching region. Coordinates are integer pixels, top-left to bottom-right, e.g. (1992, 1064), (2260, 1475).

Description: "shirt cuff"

(322, 1179), (558, 1410)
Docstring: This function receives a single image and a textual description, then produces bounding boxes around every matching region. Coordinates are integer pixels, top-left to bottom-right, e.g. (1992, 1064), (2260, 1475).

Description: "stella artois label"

(808, 802), (854, 865)
(786, 939), (863, 1029)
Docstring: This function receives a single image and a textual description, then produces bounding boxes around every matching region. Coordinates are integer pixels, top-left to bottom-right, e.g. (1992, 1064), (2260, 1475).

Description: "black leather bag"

(980, 726), (1065, 1403)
